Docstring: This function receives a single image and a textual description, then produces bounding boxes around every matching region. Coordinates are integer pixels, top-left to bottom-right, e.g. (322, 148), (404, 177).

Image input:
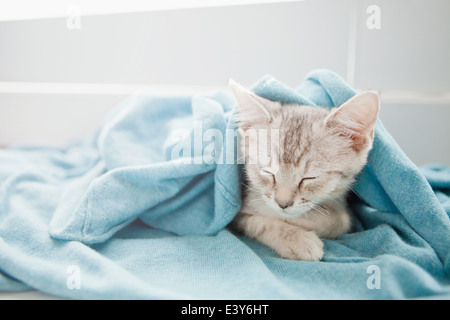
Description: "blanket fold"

(0, 69), (449, 299)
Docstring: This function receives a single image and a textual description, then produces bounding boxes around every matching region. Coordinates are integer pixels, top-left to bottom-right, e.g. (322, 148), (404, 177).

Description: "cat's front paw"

(276, 229), (324, 261)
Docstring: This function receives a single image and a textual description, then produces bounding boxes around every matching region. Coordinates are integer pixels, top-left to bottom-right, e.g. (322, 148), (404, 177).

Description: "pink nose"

(275, 198), (293, 209)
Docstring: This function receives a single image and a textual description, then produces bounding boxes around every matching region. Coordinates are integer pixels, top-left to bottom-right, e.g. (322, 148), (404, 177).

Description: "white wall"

(0, 1), (351, 86)
(0, 0), (449, 165)
(355, 0), (450, 93)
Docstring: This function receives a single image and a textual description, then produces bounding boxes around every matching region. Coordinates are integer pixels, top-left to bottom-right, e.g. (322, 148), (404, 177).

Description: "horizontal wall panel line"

(1, 82), (450, 105)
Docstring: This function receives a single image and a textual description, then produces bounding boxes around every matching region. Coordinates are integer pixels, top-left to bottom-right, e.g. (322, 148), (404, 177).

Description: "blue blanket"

(0, 70), (449, 299)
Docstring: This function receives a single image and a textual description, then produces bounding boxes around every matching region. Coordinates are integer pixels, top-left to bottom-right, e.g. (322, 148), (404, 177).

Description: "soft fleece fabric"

(0, 70), (449, 299)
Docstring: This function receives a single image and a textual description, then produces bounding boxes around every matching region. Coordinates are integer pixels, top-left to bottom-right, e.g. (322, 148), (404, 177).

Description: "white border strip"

(0, 0), (303, 22)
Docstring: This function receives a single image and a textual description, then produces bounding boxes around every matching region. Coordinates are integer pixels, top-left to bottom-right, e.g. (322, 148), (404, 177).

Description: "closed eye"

(299, 177), (317, 187)
(260, 168), (276, 184)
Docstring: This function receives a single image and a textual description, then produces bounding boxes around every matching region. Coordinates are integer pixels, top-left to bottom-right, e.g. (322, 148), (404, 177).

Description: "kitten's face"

(230, 81), (380, 219)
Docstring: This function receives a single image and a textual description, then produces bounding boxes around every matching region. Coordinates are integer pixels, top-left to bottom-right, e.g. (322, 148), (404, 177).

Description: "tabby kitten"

(229, 80), (380, 261)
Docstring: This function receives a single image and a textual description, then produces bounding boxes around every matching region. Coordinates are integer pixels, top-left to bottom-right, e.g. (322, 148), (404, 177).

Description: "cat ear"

(229, 79), (272, 130)
(326, 91), (380, 152)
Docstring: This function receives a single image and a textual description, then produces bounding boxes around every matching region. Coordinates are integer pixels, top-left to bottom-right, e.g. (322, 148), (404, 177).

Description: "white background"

(1, 0), (449, 165)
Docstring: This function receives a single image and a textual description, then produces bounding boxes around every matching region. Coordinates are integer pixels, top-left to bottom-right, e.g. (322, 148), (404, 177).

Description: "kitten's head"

(230, 80), (380, 218)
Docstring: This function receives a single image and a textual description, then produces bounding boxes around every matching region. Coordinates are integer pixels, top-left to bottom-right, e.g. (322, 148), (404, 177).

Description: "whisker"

(248, 197), (266, 204)
(233, 154), (249, 164)
(346, 186), (363, 201)
(241, 183), (259, 193)
(304, 203), (322, 217)
(316, 204), (331, 216)
(305, 203), (329, 217)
